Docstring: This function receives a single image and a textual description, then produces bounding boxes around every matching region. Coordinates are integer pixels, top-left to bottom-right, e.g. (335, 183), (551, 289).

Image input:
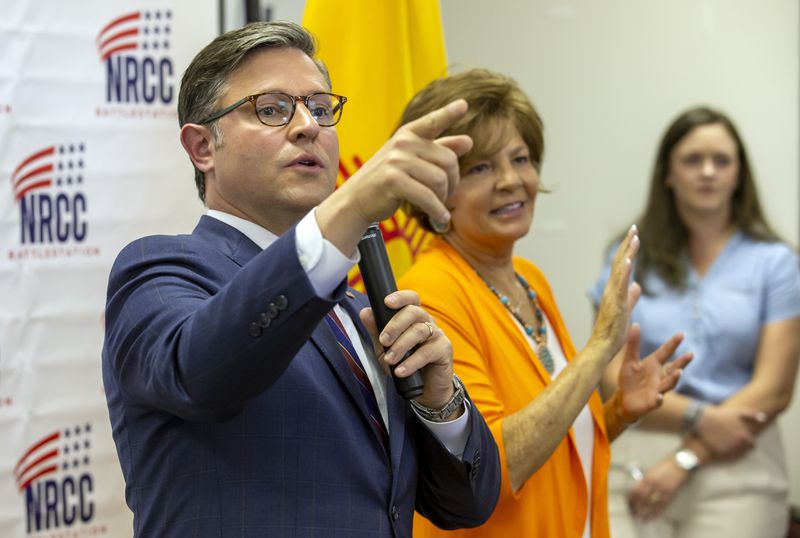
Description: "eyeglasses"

(199, 92), (347, 127)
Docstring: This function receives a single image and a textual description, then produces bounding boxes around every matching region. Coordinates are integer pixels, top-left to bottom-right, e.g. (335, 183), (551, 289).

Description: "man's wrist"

(314, 190), (370, 257)
(410, 374), (465, 422)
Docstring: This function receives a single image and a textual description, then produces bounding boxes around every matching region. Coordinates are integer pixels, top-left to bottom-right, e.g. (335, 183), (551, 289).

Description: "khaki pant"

(608, 423), (789, 538)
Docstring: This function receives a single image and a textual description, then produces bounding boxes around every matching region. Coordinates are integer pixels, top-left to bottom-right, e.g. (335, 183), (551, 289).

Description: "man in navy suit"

(102, 21), (500, 537)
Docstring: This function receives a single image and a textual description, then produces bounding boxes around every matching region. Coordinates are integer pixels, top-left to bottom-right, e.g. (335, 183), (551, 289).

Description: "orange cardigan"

(399, 238), (611, 537)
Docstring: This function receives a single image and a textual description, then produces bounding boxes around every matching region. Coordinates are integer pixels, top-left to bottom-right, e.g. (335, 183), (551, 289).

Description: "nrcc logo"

(15, 424), (100, 535)
(7, 143), (99, 260)
(96, 10), (175, 118)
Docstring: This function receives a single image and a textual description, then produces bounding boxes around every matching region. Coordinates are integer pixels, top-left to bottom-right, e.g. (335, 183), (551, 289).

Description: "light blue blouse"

(589, 232), (800, 404)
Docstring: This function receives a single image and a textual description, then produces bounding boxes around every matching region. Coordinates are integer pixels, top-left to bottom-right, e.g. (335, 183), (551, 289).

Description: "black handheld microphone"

(358, 223), (425, 400)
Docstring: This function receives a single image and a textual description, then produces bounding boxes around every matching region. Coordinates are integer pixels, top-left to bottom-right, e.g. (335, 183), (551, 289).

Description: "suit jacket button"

(390, 505), (399, 521)
(275, 295), (288, 310)
(258, 313), (271, 328)
(249, 322), (262, 337)
(471, 450), (481, 480)
(266, 303), (278, 318)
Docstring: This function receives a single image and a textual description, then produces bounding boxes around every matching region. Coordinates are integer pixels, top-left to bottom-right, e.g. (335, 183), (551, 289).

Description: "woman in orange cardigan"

(398, 69), (692, 537)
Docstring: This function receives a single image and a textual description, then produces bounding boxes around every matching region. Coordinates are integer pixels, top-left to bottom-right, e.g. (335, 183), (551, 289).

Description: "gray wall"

(440, 0), (800, 505)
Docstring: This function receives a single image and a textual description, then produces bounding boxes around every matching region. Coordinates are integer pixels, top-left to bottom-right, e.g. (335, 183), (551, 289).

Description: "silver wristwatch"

(674, 448), (700, 472)
(410, 374), (465, 422)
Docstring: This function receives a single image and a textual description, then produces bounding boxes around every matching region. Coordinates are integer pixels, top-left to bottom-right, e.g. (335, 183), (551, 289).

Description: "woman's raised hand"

(616, 325), (693, 422)
(589, 225), (641, 362)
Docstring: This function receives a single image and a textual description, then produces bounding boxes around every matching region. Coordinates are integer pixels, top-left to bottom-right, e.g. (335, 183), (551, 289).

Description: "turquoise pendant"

(538, 344), (555, 374)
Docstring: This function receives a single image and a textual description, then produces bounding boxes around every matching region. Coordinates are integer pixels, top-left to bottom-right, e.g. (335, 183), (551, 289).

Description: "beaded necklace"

(480, 271), (555, 373)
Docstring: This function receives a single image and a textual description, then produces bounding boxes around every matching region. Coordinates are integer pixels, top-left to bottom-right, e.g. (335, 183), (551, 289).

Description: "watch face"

(675, 449), (699, 471)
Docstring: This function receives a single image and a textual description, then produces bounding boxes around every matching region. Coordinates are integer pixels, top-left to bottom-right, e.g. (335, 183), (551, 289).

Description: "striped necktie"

(324, 310), (390, 454)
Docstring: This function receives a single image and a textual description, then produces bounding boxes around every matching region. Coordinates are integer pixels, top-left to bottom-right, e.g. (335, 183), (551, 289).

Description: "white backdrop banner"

(0, 1), (216, 535)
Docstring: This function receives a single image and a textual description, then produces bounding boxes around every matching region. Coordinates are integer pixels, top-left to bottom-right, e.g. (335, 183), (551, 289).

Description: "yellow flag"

(302, 0), (447, 290)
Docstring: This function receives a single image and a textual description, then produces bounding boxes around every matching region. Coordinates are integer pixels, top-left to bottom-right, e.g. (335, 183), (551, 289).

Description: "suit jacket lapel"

(384, 373), (407, 478)
(339, 295), (401, 465)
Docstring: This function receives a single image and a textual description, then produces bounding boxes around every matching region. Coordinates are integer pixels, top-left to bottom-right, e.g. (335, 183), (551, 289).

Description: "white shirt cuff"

(295, 208), (359, 297)
(413, 401), (472, 459)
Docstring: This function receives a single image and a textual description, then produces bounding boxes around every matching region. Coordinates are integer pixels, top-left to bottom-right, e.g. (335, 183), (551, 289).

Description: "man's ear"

(180, 124), (215, 173)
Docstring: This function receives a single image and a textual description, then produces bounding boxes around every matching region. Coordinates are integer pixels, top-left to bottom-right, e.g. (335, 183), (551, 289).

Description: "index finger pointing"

(404, 99), (468, 140)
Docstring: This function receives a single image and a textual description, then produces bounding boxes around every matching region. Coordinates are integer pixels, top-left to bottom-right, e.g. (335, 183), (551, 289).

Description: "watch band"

(410, 374), (465, 422)
(682, 399), (707, 433)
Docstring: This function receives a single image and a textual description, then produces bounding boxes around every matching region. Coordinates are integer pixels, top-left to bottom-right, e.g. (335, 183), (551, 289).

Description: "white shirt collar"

(206, 209), (277, 250)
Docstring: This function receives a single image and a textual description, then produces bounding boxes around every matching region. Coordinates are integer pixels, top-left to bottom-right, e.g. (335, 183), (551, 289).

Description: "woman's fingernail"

(384, 350), (395, 363)
(394, 365), (406, 376)
(430, 219), (449, 233)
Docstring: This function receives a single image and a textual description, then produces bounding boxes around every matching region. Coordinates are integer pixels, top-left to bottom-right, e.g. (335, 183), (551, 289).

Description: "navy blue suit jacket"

(102, 215), (500, 537)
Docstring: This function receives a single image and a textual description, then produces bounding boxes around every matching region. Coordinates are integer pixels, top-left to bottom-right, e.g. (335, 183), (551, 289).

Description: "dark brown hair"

(630, 106), (780, 290)
(178, 21), (330, 202)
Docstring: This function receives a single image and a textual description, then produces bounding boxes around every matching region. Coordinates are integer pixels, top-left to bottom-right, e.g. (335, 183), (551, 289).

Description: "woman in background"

(590, 106), (800, 538)
(398, 69), (692, 537)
